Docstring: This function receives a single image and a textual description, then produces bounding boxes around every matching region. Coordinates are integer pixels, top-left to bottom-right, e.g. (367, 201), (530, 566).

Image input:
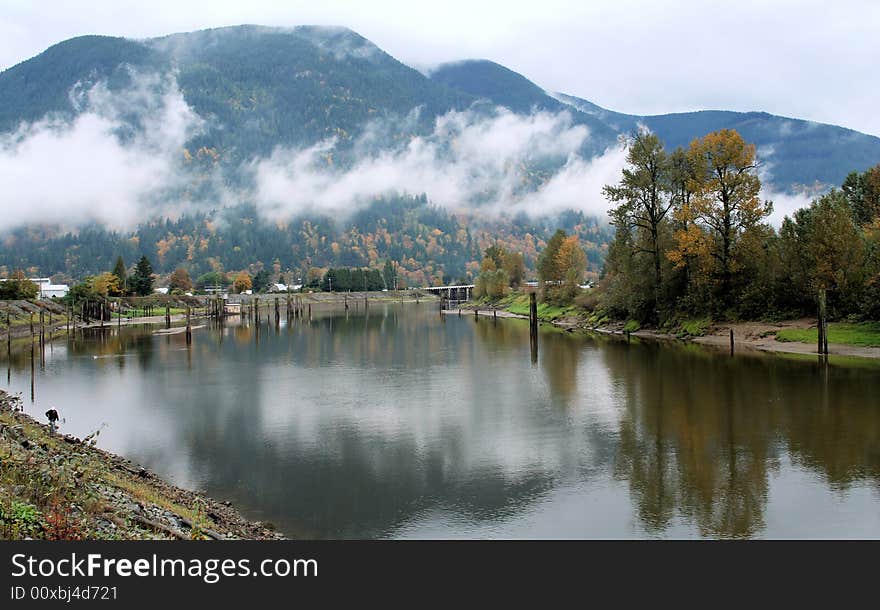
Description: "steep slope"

(429, 60), (619, 154)
(0, 35), (167, 132)
(0, 26), (475, 162)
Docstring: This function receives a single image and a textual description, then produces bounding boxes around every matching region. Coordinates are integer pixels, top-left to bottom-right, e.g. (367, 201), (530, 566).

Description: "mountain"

(2, 25), (880, 282)
(429, 60), (880, 190)
(0, 26), (475, 164)
(4, 27), (878, 189)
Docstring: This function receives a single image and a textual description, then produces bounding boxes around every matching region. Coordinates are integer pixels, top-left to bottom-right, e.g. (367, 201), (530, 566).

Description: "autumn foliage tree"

(537, 230), (586, 302)
(233, 271), (252, 294)
(168, 268), (193, 294)
(669, 129), (772, 311)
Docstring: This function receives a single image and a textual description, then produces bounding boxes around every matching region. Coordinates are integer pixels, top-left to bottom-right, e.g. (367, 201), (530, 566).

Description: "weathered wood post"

(185, 306), (192, 345)
(30, 312), (34, 341)
(6, 311), (11, 356)
(66, 304), (71, 335)
(529, 292), (538, 363)
(818, 289), (828, 356)
(274, 297), (280, 326)
(308, 303), (312, 321)
(165, 303), (171, 328)
(729, 328), (734, 356)
(39, 309), (45, 346)
(254, 297), (260, 324)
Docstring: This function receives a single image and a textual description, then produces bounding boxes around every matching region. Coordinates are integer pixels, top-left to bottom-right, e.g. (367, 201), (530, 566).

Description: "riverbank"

(0, 390), (284, 540)
(448, 298), (880, 360)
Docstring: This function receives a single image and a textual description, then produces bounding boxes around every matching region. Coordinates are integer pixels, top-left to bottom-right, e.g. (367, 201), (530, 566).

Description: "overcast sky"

(2, 0), (878, 136)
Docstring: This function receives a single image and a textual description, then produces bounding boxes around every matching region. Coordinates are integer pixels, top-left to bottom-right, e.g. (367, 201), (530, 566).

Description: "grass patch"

(678, 318), (710, 337)
(504, 295), (532, 316)
(102, 472), (211, 533)
(776, 322), (880, 347)
(623, 320), (641, 333)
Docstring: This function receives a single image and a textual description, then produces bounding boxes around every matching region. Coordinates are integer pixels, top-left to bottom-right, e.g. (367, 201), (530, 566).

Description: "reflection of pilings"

(529, 292), (538, 363)
(30, 340), (35, 403)
(6, 311), (11, 385)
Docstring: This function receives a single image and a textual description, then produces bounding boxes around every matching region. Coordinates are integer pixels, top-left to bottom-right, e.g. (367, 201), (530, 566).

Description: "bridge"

(422, 284), (474, 302)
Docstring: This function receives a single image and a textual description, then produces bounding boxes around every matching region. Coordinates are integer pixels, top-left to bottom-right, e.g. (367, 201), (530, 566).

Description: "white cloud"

(0, 72), (205, 230)
(251, 107), (623, 220)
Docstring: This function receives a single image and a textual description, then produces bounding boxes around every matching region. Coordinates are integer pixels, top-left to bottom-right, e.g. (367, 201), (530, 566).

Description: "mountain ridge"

(2, 26), (878, 191)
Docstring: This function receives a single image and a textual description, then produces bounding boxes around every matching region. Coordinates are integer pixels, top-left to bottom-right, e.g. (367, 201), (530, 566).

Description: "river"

(4, 302), (879, 538)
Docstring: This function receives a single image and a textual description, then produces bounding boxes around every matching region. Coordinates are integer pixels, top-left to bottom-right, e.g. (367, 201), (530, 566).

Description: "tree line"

(601, 128), (880, 323)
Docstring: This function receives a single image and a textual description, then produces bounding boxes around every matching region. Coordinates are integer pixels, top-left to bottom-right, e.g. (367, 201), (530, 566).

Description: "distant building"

(154, 287), (169, 295)
(270, 283), (303, 292)
(39, 283), (69, 299)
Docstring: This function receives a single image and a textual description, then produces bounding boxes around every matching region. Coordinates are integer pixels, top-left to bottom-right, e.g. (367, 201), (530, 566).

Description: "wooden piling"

(729, 328), (734, 355)
(818, 289), (828, 356)
(185, 306), (192, 345)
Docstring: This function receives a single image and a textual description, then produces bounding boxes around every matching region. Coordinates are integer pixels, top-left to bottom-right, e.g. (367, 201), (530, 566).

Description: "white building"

(40, 283), (69, 299)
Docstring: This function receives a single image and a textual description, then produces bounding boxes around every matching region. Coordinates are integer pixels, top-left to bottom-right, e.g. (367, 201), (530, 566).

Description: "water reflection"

(2, 304), (879, 538)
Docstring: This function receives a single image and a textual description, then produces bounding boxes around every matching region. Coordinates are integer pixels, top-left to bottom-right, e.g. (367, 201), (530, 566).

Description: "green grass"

(501, 295), (578, 321)
(677, 318), (711, 337)
(776, 322), (880, 347)
(623, 320), (641, 333)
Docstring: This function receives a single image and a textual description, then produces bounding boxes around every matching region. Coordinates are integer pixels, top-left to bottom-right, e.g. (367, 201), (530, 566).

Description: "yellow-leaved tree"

(670, 129), (771, 306)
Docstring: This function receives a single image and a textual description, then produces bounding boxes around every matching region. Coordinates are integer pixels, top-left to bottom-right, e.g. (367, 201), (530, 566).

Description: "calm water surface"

(4, 303), (880, 538)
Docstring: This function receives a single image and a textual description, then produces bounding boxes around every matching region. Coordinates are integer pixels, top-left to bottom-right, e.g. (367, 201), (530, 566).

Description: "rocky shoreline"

(0, 390), (284, 540)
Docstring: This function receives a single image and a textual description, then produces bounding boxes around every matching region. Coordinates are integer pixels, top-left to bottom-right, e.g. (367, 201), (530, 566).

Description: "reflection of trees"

(609, 342), (880, 538)
(609, 343), (779, 537)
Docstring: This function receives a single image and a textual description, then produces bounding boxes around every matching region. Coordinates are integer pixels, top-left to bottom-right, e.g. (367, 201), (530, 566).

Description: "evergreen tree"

(112, 256), (127, 295)
(129, 256), (154, 296)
